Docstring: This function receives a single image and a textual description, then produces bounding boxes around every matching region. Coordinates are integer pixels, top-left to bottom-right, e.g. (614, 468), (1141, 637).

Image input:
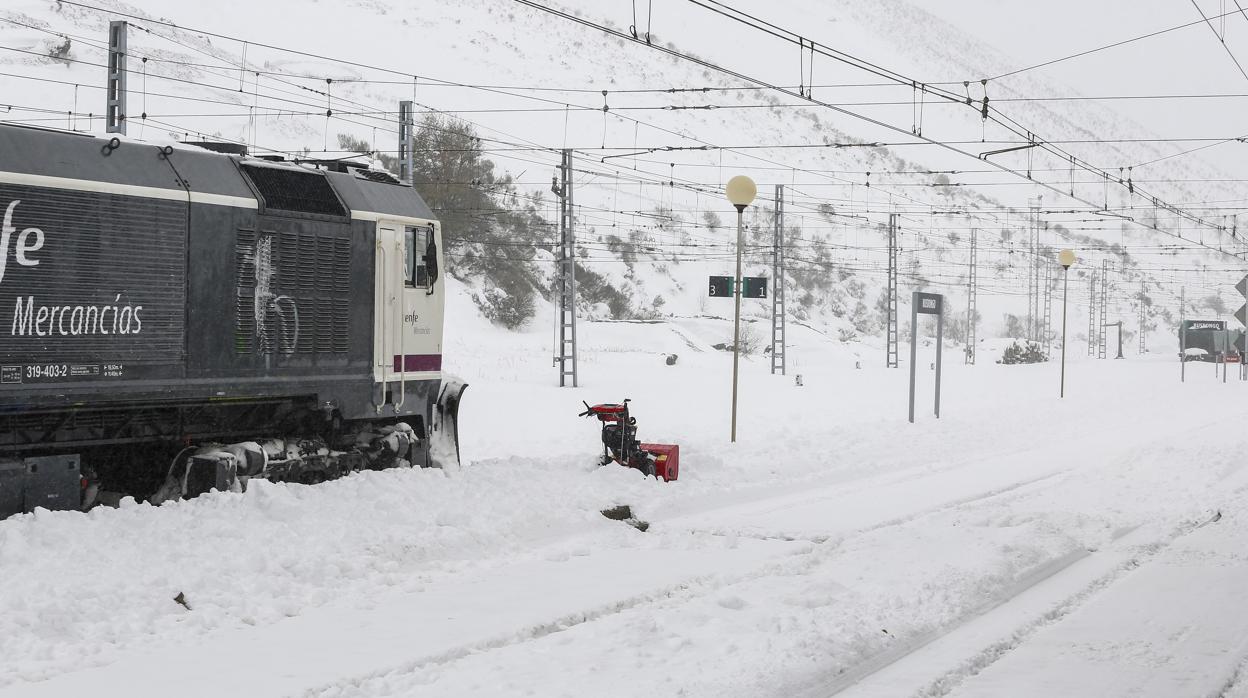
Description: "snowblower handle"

(579, 402), (629, 422)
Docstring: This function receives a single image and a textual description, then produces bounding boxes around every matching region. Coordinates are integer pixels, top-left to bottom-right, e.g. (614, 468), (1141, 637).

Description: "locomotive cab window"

(404, 225), (439, 290)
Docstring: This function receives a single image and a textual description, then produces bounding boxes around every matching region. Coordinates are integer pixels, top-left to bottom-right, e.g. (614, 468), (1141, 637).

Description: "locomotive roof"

(325, 170), (436, 222)
(0, 122), (255, 200)
(0, 122), (436, 222)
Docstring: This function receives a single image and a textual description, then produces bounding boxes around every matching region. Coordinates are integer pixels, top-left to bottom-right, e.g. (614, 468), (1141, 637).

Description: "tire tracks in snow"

(646, 399), (1168, 537)
(677, 467), (1071, 544)
(666, 323), (706, 352)
(314, 406), (1233, 696)
(312, 416), (1188, 697)
(302, 468), (1076, 697)
(300, 564), (760, 697)
(1212, 648), (1248, 698)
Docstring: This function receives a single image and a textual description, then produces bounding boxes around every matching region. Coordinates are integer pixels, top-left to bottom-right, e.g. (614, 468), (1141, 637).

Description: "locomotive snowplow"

(431, 377), (468, 470)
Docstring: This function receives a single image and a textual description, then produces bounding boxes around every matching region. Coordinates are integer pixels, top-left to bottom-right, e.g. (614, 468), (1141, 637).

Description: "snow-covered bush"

(999, 341), (1047, 365)
(575, 264), (635, 319)
(738, 324), (762, 356)
(472, 287), (534, 330)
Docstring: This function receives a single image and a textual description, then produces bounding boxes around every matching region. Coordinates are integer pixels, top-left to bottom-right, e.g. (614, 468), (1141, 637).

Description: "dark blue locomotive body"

(0, 123), (461, 515)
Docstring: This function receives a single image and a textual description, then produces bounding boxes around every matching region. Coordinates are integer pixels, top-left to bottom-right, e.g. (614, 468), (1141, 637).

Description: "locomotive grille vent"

(235, 227), (351, 355)
(240, 164), (347, 217)
(234, 228), (258, 354)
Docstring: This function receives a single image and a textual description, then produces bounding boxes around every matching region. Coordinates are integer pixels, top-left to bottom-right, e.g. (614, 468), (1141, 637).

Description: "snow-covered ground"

(2, 281), (1247, 698)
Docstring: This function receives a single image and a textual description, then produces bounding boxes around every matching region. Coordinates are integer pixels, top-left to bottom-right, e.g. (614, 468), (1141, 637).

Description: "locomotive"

(0, 122), (464, 517)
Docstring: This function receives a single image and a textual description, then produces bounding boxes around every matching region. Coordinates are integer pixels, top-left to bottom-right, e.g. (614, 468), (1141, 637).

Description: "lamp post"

(725, 175), (756, 442)
(1058, 249), (1076, 398)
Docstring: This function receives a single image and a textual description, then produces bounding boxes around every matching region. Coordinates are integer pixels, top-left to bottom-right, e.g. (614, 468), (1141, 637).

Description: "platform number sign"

(708, 276), (767, 299)
(916, 294), (942, 315)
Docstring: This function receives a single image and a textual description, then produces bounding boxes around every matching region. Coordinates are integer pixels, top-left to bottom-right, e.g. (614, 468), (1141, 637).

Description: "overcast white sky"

(911, 0), (1248, 174)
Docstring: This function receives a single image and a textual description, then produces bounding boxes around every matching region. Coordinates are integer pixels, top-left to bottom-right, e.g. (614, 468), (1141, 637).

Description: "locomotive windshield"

(404, 225), (436, 289)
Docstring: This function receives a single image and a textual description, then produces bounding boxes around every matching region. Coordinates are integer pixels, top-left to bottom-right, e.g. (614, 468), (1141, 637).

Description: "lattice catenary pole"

(966, 227), (978, 364)
(886, 213), (899, 368)
(106, 21), (128, 134)
(398, 101), (414, 184)
(556, 149), (578, 387)
(1042, 259), (1054, 357)
(770, 185), (787, 375)
(1087, 273), (1097, 356)
(1097, 259), (1109, 359)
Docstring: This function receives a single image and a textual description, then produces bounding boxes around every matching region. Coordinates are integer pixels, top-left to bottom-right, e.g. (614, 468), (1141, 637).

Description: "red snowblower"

(578, 400), (679, 482)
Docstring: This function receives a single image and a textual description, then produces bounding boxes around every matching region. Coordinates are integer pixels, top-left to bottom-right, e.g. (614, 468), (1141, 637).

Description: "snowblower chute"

(578, 400), (679, 482)
(430, 376), (468, 470)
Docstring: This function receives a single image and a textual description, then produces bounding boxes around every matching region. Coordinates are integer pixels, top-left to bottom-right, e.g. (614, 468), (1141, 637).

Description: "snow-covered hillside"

(1, 0), (1242, 357)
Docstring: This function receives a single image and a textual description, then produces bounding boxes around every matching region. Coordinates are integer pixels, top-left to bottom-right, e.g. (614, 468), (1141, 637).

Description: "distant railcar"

(1179, 319), (1235, 363)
